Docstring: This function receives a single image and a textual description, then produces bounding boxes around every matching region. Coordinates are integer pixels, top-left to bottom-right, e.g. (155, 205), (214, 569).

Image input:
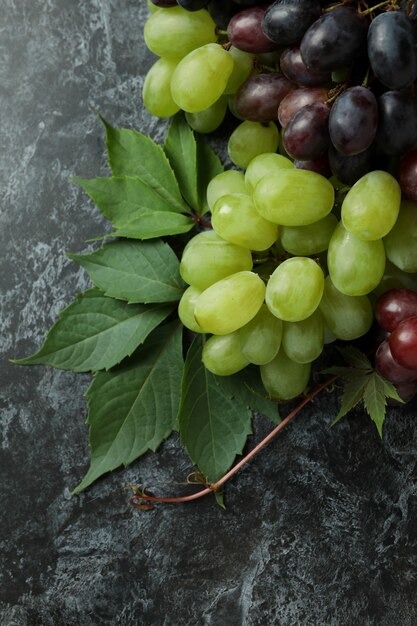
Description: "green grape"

(206, 170), (248, 212)
(228, 121), (279, 170)
(324, 324), (337, 344)
(178, 285), (204, 333)
(280, 213), (338, 256)
(282, 309), (324, 364)
(384, 199), (417, 272)
(319, 276), (373, 340)
(266, 257), (324, 322)
(144, 6), (217, 59)
(142, 57), (180, 118)
(239, 304), (283, 365)
(341, 170), (401, 241)
(260, 349), (311, 401)
(253, 169), (335, 226)
(224, 47), (255, 95)
(212, 193), (279, 251)
(244, 153), (293, 194)
(180, 230), (253, 290)
(185, 96), (227, 133)
(147, 0), (158, 13)
(327, 222), (385, 296)
(171, 43), (234, 113)
(202, 332), (250, 376)
(194, 271), (266, 335)
(373, 260), (417, 298)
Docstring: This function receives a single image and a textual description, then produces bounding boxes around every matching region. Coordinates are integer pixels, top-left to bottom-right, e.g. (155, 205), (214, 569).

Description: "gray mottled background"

(1, 2), (417, 624)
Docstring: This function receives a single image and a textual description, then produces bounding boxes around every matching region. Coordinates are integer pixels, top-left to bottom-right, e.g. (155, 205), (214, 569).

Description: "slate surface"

(1, 2), (417, 625)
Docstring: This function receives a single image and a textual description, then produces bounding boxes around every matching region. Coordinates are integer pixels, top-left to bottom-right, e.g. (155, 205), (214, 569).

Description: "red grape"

(398, 150), (417, 201)
(278, 86), (328, 127)
(389, 316), (417, 370)
(375, 340), (417, 384)
(228, 6), (279, 53)
(375, 288), (417, 332)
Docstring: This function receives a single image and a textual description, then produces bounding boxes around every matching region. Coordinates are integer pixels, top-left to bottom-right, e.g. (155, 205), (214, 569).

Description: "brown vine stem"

(131, 373), (339, 507)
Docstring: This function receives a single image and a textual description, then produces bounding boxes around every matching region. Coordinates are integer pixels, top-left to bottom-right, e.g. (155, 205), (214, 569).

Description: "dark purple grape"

(280, 45), (331, 86)
(283, 102), (330, 160)
(376, 288), (417, 332)
(376, 90), (417, 157)
(368, 12), (417, 90)
(329, 86), (377, 156)
(294, 152), (330, 177)
(392, 380), (417, 403)
(208, 0), (240, 29)
(376, 340), (417, 384)
(261, 0), (321, 45)
(278, 86), (328, 127)
(232, 72), (295, 121)
(328, 144), (372, 186)
(228, 6), (279, 53)
(399, 150), (417, 200)
(150, 0), (177, 5)
(300, 7), (368, 71)
(177, 0), (210, 9)
(390, 316), (417, 370)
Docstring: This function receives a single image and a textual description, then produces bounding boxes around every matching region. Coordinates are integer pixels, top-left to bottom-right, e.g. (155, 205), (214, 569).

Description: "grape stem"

(359, 0), (398, 14)
(130, 373), (338, 507)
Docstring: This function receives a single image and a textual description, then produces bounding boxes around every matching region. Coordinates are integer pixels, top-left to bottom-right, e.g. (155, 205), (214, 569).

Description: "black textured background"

(1, 2), (417, 624)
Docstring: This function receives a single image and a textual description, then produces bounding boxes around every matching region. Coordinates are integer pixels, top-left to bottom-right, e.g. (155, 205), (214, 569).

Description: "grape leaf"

(331, 375), (368, 427)
(196, 135), (224, 215)
(178, 336), (253, 483)
(100, 116), (189, 213)
(111, 211), (194, 239)
(68, 240), (185, 304)
(164, 113), (199, 210)
(13, 289), (174, 372)
(73, 322), (183, 493)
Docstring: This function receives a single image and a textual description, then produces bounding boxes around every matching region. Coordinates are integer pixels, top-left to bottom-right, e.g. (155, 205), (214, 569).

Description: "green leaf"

(112, 211), (194, 239)
(196, 135), (224, 215)
(68, 240), (185, 304)
(100, 116), (188, 213)
(378, 375), (404, 404)
(337, 346), (372, 370)
(363, 372), (388, 438)
(178, 336), (253, 483)
(13, 289), (173, 372)
(73, 322), (183, 493)
(324, 365), (367, 380)
(214, 491), (226, 510)
(331, 375), (368, 427)
(217, 366), (280, 424)
(164, 113), (199, 210)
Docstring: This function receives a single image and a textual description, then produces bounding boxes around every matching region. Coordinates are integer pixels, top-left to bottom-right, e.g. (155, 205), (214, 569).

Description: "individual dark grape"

(294, 152), (330, 177)
(232, 72), (295, 121)
(177, 0), (210, 9)
(278, 86), (328, 127)
(328, 144), (373, 185)
(329, 86), (377, 156)
(375, 90), (417, 157)
(389, 316), (417, 370)
(398, 150), (417, 201)
(228, 6), (279, 53)
(283, 102), (330, 160)
(375, 288), (417, 332)
(262, 0), (321, 45)
(391, 380), (417, 403)
(150, 0), (177, 5)
(208, 0), (240, 29)
(375, 340), (417, 384)
(368, 12), (417, 90)
(300, 7), (368, 71)
(280, 45), (331, 86)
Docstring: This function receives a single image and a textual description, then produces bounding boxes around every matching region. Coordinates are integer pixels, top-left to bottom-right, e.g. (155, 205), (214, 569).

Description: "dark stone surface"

(1, 2), (417, 624)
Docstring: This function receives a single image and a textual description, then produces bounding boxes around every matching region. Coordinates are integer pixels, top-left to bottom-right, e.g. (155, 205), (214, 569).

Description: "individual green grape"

(239, 304), (283, 365)
(266, 257), (324, 322)
(280, 213), (338, 256)
(194, 271), (266, 335)
(319, 276), (373, 340)
(202, 332), (250, 376)
(341, 170), (401, 241)
(327, 222), (386, 296)
(142, 57), (180, 118)
(224, 47), (255, 95)
(178, 285), (204, 333)
(212, 193), (279, 251)
(171, 43), (234, 113)
(144, 6), (217, 59)
(180, 230), (253, 290)
(373, 260), (417, 298)
(244, 153), (293, 194)
(324, 324), (337, 344)
(260, 349), (311, 401)
(253, 169), (335, 226)
(206, 170), (248, 212)
(228, 121), (279, 170)
(282, 309), (324, 364)
(147, 0), (158, 14)
(384, 199), (417, 272)
(185, 96), (227, 133)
